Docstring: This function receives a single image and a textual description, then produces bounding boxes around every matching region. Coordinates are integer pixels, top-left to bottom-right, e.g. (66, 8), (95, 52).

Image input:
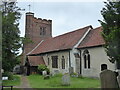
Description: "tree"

(99, 1), (120, 68)
(2, 1), (22, 72)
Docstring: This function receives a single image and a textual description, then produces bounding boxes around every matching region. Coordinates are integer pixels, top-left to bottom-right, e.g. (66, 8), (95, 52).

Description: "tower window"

(40, 27), (46, 35)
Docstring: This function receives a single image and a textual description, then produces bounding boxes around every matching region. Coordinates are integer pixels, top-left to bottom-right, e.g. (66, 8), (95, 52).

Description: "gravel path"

(14, 75), (33, 89)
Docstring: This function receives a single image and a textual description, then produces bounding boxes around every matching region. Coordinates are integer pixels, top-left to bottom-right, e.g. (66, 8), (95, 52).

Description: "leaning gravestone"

(62, 73), (70, 86)
(100, 69), (119, 88)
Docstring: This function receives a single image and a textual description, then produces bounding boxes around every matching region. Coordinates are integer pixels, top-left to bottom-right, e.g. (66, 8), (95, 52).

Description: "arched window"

(83, 49), (90, 69)
(101, 64), (107, 71)
(88, 54), (90, 68)
(84, 55), (87, 68)
(61, 56), (65, 69)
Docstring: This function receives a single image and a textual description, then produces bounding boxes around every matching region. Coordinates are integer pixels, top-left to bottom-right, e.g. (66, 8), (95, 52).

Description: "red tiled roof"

(77, 26), (105, 48)
(29, 25), (92, 55)
(28, 56), (45, 66)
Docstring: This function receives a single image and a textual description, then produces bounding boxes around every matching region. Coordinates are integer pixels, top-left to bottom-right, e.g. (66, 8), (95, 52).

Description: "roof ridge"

(74, 27), (92, 48)
(92, 26), (102, 30)
(52, 25), (92, 39)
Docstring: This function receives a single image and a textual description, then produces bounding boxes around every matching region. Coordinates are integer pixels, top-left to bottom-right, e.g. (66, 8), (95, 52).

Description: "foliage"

(2, 71), (14, 80)
(52, 73), (63, 77)
(2, 1), (22, 72)
(99, 1), (120, 67)
(28, 74), (100, 88)
(2, 75), (21, 86)
(38, 64), (50, 74)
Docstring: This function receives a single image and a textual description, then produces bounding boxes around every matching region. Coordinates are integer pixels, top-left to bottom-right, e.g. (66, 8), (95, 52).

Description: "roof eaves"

(77, 44), (104, 49)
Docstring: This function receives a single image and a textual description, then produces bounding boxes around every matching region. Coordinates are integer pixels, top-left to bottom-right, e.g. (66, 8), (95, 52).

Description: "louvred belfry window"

(40, 27), (46, 35)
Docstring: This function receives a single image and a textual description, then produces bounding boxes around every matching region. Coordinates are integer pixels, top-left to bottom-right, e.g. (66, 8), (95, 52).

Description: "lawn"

(28, 74), (100, 88)
(2, 75), (21, 86)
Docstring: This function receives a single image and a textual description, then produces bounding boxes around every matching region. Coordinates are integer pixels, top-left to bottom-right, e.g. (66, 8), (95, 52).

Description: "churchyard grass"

(28, 74), (100, 88)
(2, 75), (21, 86)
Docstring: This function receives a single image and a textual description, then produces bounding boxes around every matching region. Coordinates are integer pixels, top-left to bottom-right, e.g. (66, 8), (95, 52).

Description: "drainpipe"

(69, 50), (72, 74)
(79, 49), (82, 75)
(69, 50), (71, 67)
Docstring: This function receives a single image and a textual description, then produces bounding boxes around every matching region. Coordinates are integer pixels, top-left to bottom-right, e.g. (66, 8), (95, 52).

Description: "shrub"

(2, 72), (14, 80)
(70, 72), (78, 77)
(38, 64), (50, 74)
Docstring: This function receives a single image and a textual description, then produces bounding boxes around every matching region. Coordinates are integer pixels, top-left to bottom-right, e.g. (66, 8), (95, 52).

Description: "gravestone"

(69, 67), (73, 74)
(62, 73), (70, 86)
(100, 69), (119, 88)
(42, 71), (47, 76)
(117, 75), (120, 88)
(13, 65), (21, 74)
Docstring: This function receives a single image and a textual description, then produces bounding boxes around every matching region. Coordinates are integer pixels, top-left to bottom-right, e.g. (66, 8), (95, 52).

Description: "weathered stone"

(117, 75), (120, 88)
(13, 65), (21, 74)
(100, 69), (119, 88)
(42, 70), (47, 76)
(62, 73), (70, 86)
(69, 67), (74, 74)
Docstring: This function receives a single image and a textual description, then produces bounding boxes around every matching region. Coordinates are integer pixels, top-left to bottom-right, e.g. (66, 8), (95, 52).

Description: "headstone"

(42, 71), (47, 76)
(100, 69), (119, 88)
(69, 67), (73, 74)
(13, 65), (21, 74)
(117, 75), (120, 88)
(62, 73), (70, 86)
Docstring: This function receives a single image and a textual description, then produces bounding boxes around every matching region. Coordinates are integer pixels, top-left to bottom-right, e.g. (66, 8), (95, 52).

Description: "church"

(23, 12), (116, 78)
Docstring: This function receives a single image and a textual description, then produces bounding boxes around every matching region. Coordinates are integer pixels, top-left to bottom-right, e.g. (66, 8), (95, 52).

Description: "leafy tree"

(2, 1), (22, 72)
(99, 1), (120, 68)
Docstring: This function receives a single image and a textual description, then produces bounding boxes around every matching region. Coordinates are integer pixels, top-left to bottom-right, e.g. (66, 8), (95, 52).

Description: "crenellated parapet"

(26, 12), (52, 24)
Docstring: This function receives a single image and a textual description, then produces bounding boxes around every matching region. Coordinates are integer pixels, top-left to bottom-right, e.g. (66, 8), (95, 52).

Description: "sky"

(17, 0), (106, 37)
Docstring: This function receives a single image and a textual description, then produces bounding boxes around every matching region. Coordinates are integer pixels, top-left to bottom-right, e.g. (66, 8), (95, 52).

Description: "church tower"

(24, 12), (52, 55)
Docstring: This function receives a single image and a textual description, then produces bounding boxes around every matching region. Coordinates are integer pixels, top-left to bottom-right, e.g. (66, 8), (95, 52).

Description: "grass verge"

(28, 74), (100, 88)
(2, 75), (21, 86)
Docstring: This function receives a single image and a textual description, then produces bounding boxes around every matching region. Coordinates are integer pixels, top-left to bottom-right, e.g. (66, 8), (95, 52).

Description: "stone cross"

(28, 4), (31, 12)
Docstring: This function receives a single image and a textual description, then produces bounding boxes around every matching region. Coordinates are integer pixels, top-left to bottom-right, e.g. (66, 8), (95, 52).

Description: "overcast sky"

(17, 0), (106, 37)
